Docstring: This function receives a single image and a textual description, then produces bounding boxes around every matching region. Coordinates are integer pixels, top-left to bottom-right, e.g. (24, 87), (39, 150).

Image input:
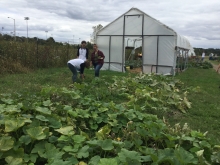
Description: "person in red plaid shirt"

(91, 44), (105, 77)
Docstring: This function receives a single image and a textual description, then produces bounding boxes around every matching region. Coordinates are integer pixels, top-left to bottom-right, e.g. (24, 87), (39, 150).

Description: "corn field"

(0, 41), (79, 74)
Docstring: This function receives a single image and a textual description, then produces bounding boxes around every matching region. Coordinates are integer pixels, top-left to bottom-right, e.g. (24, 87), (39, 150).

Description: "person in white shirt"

(67, 59), (89, 83)
(201, 51), (205, 62)
(77, 41), (89, 61)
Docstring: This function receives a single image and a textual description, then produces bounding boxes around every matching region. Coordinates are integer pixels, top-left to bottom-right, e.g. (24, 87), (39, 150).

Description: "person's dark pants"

(67, 63), (77, 82)
(93, 63), (103, 77)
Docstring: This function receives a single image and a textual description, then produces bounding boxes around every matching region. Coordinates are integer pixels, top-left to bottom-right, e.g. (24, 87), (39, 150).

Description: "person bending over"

(67, 59), (89, 83)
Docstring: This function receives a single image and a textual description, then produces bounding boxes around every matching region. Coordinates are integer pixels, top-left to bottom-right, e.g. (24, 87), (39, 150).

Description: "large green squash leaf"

(36, 115), (49, 122)
(35, 106), (51, 115)
(72, 135), (86, 144)
(89, 156), (101, 165)
(46, 159), (72, 165)
(100, 139), (114, 151)
(23, 153), (38, 163)
(5, 156), (23, 165)
(43, 100), (52, 107)
(96, 124), (111, 140)
(0, 136), (14, 152)
(174, 147), (198, 164)
(40, 143), (64, 160)
(1, 98), (14, 104)
(47, 116), (62, 128)
(118, 148), (142, 163)
(55, 126), (74, 135)
(98, 158), (118, 165)
(2, 148), (24, 159)
(5, 118), (31, 132)
(77, 145), (89, 158)
(31, 141), (46, 154)
(19, 135), (32, 145)
(26, 126), (47, 140)
(4, 105), (21, 113)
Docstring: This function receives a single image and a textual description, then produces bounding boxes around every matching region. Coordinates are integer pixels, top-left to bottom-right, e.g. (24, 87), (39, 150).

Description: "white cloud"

(0, 0), (219, 48)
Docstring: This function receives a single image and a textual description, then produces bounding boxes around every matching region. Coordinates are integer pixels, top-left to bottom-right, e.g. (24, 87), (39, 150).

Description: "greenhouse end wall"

(96, 36), (123, 72)
(96, 8), (191, 75)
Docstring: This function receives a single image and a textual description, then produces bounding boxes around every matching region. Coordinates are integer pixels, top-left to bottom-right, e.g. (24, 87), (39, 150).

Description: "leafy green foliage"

(189, 60), (213, 69)
(0, 136), (14, 152)
(125, 60), (142, 68)
(0, 40), (81, 74)
(0, 74), (219, 164)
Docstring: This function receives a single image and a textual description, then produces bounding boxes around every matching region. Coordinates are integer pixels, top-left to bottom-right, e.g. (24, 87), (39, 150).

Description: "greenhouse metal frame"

(96, 8), (193, 75)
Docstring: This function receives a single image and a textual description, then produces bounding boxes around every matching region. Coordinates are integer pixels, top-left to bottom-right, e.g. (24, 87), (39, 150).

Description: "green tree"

(46, 37), (55, 44)
(91, 24), (103, 43)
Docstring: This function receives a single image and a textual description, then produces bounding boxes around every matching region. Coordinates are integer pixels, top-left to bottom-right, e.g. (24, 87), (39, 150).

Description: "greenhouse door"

(124, 37), (142, 72)
(123, 14), (143, 72)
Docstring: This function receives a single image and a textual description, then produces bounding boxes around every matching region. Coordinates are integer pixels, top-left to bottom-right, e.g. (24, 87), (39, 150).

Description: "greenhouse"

(96, 7), (193, 75)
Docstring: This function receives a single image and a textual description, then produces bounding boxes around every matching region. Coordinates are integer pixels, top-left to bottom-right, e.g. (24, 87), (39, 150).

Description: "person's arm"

(91, 52), (94, 63)
(102, 51), (105, 59)
(99, 51), (105, 59)
(86, 48), (89, 60)
(80, 63), (85, 75)
(77, 48), (80, 58)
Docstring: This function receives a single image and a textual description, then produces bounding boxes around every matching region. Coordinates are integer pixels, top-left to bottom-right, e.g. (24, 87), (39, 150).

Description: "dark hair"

(81, 41), (86, 44)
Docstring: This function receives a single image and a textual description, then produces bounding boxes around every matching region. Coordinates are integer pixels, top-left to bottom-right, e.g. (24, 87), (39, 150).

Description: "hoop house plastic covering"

(96, 7), (192, 75)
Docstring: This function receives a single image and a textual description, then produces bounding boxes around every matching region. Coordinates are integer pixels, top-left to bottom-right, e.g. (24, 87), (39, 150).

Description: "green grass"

(204, 56), (220, 65)
(209, 60), (219, 65)
(1, 66), (220, 143)
(175, 67), (220, 143)
(0, 67), (130, 94)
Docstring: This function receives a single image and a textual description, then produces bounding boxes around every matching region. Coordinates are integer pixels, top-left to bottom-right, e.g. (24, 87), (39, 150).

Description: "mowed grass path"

(1, 66), (220, 143)
(175, 68), (220, 143)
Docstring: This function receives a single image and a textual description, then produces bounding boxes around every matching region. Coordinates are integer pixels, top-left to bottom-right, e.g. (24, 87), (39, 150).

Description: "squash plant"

(0, 74), (219, 165)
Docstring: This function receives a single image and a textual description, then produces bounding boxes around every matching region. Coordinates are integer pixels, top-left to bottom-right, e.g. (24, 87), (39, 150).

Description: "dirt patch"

(210, 62), (220, 74)
(128, 67), (142, 73)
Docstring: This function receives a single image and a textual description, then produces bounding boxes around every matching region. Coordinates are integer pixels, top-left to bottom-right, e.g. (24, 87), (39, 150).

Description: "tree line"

(0, 33), (93, 49)
(1, 33), (219, 56)
(194, 48), (220, 56)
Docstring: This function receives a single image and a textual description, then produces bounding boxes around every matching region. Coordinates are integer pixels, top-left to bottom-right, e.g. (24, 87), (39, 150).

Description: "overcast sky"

(0, 0), (219, 48)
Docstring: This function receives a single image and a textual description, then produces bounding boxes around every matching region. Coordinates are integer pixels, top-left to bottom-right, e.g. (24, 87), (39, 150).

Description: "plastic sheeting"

(143, 15), (175, 36)
(158, 36), (175, 66)
(143, 36), (157, 65)
(98, 17), (124, 35)
(125, 15), (143, 35)
(96, 36), (123, 72)
(96, 7), (192, 75)
(176, 34), (191, 50)
(110, 36), (123, 72)
(188, 45), (196, 56)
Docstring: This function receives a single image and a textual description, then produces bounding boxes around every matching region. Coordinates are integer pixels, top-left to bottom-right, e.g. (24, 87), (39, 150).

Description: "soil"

(212, 63), (220, 74)
(128, 67), (142, 73)
(205, 58), (220, 74)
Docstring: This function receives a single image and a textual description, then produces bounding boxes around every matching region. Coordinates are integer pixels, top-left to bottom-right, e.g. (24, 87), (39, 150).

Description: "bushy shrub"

(189, 61), (213, 69)
(0, 56), (30, 74)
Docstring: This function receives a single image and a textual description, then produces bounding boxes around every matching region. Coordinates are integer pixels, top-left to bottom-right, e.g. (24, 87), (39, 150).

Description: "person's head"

(81, 41), (86, 48)
(93, 44), (98, 51)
